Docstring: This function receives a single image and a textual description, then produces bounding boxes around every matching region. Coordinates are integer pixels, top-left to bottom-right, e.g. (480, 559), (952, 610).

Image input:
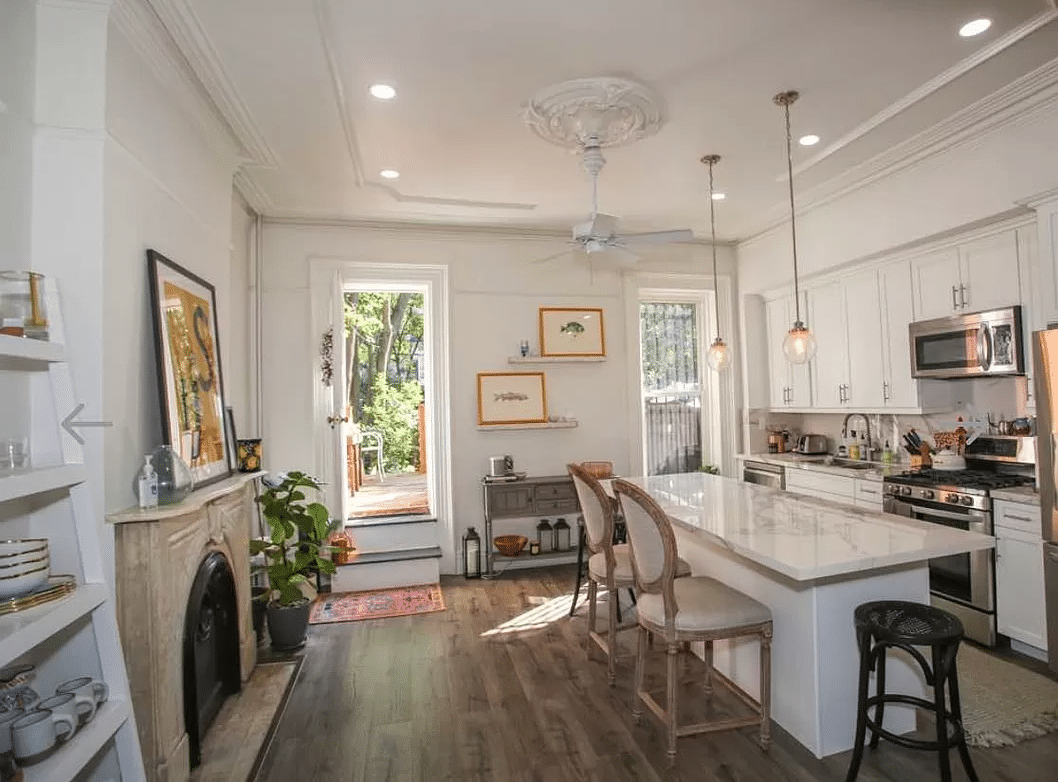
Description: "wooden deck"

(348, 472), (429, 519)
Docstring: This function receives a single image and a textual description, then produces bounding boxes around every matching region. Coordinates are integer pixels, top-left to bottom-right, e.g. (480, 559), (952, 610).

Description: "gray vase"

(266, 599), (311, 651)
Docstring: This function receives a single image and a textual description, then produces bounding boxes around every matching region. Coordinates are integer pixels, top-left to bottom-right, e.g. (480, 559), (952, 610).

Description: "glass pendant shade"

(782, 322), (816, 364)
(706, 337), (732, 372)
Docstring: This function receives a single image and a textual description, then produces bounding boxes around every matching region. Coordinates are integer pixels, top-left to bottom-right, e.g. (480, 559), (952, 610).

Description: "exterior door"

(329, 271), (351, 524)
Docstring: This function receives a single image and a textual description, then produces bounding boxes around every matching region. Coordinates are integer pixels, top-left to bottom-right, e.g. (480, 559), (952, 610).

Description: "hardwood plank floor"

(254, 566), (1057, 782)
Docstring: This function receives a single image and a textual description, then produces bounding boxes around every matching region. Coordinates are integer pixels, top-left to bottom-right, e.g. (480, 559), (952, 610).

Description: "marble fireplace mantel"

(108, 472), (262, 782)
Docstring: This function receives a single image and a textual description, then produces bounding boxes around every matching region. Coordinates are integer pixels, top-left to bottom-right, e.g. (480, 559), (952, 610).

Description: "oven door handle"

(976, 323), (993, 371)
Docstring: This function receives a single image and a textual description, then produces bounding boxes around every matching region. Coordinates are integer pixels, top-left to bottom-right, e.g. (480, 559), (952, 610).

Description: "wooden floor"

(254, 566), (1057, 782)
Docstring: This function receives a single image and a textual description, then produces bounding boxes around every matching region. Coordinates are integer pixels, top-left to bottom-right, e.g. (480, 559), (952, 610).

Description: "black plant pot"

(266, 599), (311, 651)
(251, 586), (269, 644)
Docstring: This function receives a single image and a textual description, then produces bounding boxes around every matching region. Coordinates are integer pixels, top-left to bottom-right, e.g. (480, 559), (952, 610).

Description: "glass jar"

(133, 445), (194, 506)
(0, 272), (48, 340)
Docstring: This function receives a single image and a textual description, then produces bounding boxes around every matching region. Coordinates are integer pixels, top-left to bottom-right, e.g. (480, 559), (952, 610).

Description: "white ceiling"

(175, 0), (1058, 241)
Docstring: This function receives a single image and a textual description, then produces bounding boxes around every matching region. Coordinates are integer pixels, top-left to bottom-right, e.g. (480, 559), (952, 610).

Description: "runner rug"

(309, 583), (445, 625)
(960, 644), (1058, 747)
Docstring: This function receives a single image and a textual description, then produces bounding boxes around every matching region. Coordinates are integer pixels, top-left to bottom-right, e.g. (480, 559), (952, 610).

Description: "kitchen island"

(620, 472), (994, 759)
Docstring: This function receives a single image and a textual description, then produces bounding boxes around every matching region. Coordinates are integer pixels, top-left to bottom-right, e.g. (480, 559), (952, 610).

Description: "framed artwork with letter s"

(147, 249), (233, 488)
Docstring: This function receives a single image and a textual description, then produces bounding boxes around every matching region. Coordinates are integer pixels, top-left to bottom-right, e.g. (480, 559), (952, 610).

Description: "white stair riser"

(346, 520), (438, 550)
(332, 558), (440, 592)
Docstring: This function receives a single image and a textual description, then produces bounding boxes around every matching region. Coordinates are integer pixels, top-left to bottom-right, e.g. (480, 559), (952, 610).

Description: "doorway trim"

(308, 259), (453, 569)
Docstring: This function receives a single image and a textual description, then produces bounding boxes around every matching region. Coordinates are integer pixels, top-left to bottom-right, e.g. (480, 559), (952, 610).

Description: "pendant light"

(701, 154), (732, 372)
(774, 90), (816, 364)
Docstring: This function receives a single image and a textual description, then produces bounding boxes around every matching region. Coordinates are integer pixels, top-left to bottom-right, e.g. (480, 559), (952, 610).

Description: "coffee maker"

(488, 455), (515, 477)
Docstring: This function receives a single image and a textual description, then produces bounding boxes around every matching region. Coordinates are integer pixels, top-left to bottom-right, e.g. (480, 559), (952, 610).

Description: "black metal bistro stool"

(844, 600), (978, 782)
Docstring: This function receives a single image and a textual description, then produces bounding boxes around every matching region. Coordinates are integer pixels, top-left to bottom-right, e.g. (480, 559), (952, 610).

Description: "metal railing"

(644, 392), (702, 475)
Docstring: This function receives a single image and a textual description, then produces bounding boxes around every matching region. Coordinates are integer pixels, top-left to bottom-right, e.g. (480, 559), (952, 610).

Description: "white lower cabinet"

(994, 499), (1048, 653)
(854, 479), (884, 512)
(785, 470), (855, 505)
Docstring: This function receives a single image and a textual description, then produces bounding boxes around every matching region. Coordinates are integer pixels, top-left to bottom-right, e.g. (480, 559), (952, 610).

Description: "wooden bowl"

(493, 534), (528, 557)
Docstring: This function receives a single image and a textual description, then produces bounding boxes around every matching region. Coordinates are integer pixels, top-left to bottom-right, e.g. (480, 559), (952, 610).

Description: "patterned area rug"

(309, 583), (445, 625)
(960, 644), (1058, 747)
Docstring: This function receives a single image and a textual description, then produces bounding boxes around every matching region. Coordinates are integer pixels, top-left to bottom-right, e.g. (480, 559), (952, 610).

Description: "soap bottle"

(848, 430), (860, 461)
(859, 432), (868, 461)
(881, 441), (894, 466)
(138, 455), (158, 509)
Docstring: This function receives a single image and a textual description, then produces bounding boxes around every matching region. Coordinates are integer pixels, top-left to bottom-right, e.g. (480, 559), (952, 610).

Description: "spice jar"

(0, 272), (48, 340)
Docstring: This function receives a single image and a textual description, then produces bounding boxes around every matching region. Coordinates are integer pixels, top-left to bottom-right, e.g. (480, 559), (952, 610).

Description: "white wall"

(0, 1), (35, 268)
(260, 222), (736, 572)
(738, 102), (1058, 294)
(103, 22), (241, 515)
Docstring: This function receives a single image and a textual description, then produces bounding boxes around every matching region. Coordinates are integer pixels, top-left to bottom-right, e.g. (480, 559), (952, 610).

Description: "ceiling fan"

(535, 137), (695, 266)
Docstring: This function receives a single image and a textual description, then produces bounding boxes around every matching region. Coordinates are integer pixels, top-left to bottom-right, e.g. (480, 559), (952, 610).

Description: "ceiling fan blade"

(532, 245), (581, 265)
(620, 229), (695, 245)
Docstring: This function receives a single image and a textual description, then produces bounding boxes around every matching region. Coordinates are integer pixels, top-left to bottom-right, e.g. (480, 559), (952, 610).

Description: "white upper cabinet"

(912, 233), (1021, 319)
(1035, 198), (1058, 327)
(879, 261), (918, 409)
(808, 281), (850, 408)
(844, 269), (887, 408)
(765, 293), (812, 408)
(912, 248), (962, 319)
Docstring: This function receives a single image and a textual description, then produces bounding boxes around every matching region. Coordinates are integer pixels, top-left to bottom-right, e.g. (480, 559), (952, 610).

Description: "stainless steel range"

(883, 435), (1036, 646)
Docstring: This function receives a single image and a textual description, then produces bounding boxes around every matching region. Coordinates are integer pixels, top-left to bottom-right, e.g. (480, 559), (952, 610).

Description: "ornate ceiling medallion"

(523, 77), (664, 150)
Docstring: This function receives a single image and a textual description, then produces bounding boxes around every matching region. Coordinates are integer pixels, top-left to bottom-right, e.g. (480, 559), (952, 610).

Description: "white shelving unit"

(0, 278), (144, 781)
(477, 420), (579, 431)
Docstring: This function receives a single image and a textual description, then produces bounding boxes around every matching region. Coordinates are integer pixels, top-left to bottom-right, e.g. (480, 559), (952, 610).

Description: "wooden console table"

(481, 475), (580, 575)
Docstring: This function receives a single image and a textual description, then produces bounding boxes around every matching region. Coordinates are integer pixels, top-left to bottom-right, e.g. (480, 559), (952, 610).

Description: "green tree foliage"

(362, 375), (423, 471)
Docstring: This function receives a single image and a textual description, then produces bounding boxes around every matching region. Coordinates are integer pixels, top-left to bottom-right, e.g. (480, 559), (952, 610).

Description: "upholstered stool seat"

(636, 576), (770, 633)
(589, 544), (691, 584)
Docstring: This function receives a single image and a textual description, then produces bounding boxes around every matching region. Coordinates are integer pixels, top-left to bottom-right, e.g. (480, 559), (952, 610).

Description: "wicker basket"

(493, 534), (528, 557)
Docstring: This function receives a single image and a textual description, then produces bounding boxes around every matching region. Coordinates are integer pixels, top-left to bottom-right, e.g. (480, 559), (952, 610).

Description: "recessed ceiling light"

(711, 192), (726, 201)
(799, 134), (820, 147)
(959, 18), (992, 37)
(380, 169), (400, 179)
(369, 84), (396, 100)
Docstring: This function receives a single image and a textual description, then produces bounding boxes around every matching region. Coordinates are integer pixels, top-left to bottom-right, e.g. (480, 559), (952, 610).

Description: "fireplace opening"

(183, 551), (241, 768)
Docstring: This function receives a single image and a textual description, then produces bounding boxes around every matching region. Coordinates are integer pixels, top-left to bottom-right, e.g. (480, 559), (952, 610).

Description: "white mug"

(11, 708), (75, 764)
(34, 693), (80, 738)
(56, 677), (108, 724)
(0, 708), (25, 755)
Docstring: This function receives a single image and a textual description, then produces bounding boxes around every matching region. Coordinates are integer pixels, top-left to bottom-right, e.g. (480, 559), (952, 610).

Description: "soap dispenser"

(137, 454), (159, 509)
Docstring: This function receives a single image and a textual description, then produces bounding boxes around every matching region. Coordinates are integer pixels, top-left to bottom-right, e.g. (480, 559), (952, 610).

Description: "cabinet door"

(959, 232), (1020, 314)
(765, 296), (791, 408)
(1017, 225), (1038, 410)
(492, 486), (533, 515)
(996, 529), (1049, 651)
(912, 248), (961, 320)
(787, 292), (813, 407)
(808, 281), (849, 408)
(879, 261), (918, 408)
(844, 270), (886, 408)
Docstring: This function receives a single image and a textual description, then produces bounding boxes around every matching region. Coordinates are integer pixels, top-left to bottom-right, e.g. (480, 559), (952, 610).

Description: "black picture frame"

(147, 249), (233, 488)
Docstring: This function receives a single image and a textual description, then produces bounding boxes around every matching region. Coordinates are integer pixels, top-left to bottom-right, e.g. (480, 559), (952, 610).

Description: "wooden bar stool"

(568, 463), (689, 686)
(613, 478), (773, 766)
(844, 600), (978, 782)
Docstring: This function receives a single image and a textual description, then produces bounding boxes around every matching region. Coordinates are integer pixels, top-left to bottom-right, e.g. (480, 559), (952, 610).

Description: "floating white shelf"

(477, 420), (579, 431)
(507, 355), (605, 364)
(0, 464), (88, 504)
(0, 334), (65, 363)
(23, 698), (132, 782)
(0, 582), (106, 663)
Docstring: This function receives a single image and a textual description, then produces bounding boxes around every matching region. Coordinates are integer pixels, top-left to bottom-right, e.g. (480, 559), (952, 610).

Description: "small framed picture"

(539, 307), (605, 357)
(477, 372), (548, 426)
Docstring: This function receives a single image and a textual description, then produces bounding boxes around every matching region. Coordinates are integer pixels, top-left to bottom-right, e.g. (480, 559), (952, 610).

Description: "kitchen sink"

(825, 458), (877, 470)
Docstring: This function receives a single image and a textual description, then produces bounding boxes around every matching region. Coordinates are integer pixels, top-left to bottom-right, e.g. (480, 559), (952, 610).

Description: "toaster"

(795, 434), (829, 455)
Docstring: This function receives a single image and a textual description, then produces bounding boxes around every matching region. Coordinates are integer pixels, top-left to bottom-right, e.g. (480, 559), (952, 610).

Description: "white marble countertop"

(991, 486), (1040, 505)
(736, 452), (902, 482)
(620, 473), (994, 582)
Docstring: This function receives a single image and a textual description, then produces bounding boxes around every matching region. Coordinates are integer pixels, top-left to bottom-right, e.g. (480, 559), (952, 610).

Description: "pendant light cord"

(707, 159), (722, 340)
(781, 98), (802, 323)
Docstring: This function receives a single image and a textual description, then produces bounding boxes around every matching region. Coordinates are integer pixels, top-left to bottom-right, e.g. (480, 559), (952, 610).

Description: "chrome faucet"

(842, 413), (872, 455)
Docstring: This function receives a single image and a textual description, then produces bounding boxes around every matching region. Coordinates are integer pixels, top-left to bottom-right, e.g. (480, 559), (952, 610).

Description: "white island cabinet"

(620, 473), (993, 759)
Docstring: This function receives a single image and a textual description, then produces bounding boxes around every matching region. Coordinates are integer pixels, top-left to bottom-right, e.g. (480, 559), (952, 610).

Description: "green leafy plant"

(699, 464), (721, 475)
(361, 375), (423, 471)
(250, 471), (339, 606)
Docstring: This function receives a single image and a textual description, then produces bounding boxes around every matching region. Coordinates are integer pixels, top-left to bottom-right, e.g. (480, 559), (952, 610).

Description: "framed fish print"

(147, 249), (233, 488)
(539, 307), (606, 357)
(477, 372), (548, 426)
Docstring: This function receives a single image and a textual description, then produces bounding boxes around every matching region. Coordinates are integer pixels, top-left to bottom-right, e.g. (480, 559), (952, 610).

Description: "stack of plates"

(0, 539), (50, 600)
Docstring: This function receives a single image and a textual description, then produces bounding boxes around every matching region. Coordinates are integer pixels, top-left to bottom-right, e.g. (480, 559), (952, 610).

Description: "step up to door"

(345, 516), (438, 551)
(331, 545), (442, 593)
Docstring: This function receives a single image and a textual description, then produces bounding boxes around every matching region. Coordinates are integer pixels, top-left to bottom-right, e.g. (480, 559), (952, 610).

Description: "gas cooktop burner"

(887, 469), (1032, 491)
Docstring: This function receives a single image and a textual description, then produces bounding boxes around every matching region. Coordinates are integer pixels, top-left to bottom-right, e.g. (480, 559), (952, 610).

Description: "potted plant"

(251, 471), (339, 650)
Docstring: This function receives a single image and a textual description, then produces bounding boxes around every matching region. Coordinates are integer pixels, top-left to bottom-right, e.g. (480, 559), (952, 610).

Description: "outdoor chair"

(360, 429), (386, 482)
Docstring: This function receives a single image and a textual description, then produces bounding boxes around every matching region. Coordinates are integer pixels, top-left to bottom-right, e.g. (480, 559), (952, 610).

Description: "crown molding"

(741, 54), (1058, 248)
(111, 0), (243, 165)
(789, 8), (1058, 180)
(233, 168), (273, 215)
(145, 0), (279, 168)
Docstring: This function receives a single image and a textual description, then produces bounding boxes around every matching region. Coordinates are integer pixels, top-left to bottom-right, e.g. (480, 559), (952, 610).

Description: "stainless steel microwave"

(909, 306), (1024, 379)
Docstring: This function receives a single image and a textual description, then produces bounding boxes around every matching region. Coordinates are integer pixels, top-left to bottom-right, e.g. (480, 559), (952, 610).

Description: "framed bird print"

(147, 249), (233, 488)
(539, 307), (606, 357)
